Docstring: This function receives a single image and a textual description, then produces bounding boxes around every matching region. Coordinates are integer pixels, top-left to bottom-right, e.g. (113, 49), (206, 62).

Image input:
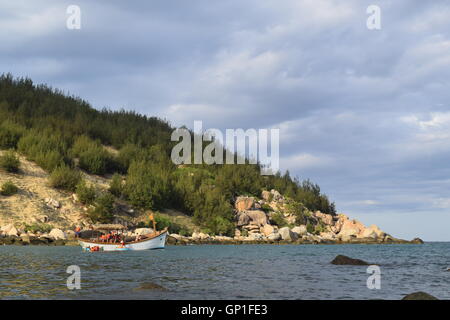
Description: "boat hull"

(78, 231), (167, 251)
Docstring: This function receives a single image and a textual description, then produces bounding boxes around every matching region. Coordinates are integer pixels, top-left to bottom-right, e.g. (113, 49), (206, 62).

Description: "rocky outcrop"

(235, 196), (255, 211)
(331, 255), (370, 265)
(229, 189), (420, 245)
(411, 238), (424, 244)
(237, 210), (267, 227)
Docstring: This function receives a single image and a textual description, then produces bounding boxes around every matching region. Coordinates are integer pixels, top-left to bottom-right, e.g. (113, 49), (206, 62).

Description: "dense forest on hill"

(0, 74), (335, 235)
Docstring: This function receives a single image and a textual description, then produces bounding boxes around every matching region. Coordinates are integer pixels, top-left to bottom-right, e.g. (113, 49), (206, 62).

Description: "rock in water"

(402, 292), (438, 300)
(411, 237), (424, 244)
(331, 255), (370, 265)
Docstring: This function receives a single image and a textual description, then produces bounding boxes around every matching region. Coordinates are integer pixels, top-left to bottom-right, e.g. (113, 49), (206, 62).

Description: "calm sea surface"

(0, 243), (448, 300)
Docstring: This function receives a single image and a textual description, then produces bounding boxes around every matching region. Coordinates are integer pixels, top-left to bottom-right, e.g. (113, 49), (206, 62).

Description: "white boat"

(78, 228), (168, 252)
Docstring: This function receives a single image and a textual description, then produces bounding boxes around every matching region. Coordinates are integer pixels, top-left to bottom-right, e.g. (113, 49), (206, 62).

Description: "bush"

(0, 150), (20, 173)
(24, 223), (52, 234)
(49, 165), (82, 191)
(71, 136), (115, 175)
(270, 212), (287, 227)
(306, 222), (315, 234)
(139, 213), (187, 234)
(124, 160), (171, 210)
(109, 173), (123, 197)
(0, 181), (18, 196)
(17, 131), (68, 172)
(75, 181), (97, 205)
(0, 121), (25, 149)
(87, 192), (115, 223)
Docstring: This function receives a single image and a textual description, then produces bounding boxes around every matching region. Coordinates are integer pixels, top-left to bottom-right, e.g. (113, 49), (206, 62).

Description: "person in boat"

(74, 226), (81, 238)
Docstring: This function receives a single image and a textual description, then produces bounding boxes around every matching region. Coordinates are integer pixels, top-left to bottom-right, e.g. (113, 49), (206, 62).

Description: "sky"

(1, 0), (449, 240)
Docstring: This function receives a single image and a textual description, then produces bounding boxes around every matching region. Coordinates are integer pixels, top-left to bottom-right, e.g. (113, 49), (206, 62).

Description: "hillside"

(0, 74), (338, 237)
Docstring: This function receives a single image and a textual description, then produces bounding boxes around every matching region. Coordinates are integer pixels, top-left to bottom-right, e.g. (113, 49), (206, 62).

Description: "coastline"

(0, 234), (424, 247)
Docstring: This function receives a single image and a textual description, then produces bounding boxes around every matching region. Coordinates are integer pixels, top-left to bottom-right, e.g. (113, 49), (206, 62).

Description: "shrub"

(71, 135), (115, 175)
(306, 222), (315, 234)
(0, 121), (25, 149)
(75, 181), (97, 205)
(261, 203), (273, 213)
(0, 181), (19, 196)
(0, 150), (20, 173)
(24, 223), (52, 234)
(17, 131), (68, 172)
(49, 165), (82, 191)
(124, 160), (171, 210)
(87, 192), (115, 223)
(270, 212), (287, 227)
(109, 173), (123, 197)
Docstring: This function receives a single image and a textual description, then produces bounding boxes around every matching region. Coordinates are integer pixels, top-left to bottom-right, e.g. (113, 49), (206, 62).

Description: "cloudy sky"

(1, 0), (449, 240)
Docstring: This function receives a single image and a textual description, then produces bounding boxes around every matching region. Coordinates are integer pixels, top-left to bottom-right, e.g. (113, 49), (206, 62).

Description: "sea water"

(0, 243), (448, 299)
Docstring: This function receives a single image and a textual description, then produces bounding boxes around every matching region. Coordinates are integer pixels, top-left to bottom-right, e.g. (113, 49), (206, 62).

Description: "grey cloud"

(1, 0), (450, 239)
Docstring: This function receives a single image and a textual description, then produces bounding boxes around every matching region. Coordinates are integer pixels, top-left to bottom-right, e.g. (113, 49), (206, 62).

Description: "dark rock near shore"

(402, 292), (438, 300)
(411, 238), (424, 244)
(331, 255), (370, 265)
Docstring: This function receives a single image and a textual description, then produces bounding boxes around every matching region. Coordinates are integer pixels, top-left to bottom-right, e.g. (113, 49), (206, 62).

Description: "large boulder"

(235, 196), (255, 212)
(411, 237), (424, 244)
(267, 232), (281, 241)
(313, 211), (334, 226)
(260, 224), (274, 236)
(270, 189), (283, 202)
(7, 226), (19, 237)
(278, 227), (298, 241)
(247, 233), (264, 241)
(65, 230), (76, 240)
(192, 232), (209, 240)
(1, 224), (15, 234)
(237, 210), (268, 227)
(261, 190), (271, 202)
(402, 292), (438, 300)
(331, 255), (370, 265)
(320, 231), (336, 240)
(49, 228), (67, 240)
(291, 225), (307, 236)
(331, 214), (349, 233)
(338, 219), (365, 238)
(236, 212), (251, 226)
(358, 224), (384, 239)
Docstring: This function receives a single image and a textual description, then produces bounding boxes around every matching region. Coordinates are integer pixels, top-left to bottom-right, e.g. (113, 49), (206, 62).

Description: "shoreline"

(0, 235), (424, 247)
